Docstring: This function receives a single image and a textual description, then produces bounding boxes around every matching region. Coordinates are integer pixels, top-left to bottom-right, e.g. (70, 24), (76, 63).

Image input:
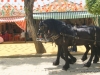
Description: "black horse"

(73, 25), (99, 63)
(38, 23), (99, 63)
(82, 45), (99, 63)
(58, 27), (99, 64)
(38, 19), (100, 70)
(63, 24), (99, 63)
(61, 44), (99, 63)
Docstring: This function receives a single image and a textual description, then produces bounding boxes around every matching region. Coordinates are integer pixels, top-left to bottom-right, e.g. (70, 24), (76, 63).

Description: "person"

(69, 45), (77, 52)
(20, 30), (25, 41)
(72, 45), (77, 52)
(0, 36), (4, 43)
(0, 32), (2, 37)
(4, 31), (9, 41)
(13, 28), (17, 33)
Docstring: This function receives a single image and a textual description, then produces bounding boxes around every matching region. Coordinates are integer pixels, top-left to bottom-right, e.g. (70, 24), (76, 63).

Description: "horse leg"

(53, 45), (61, 65)
(81, 45), (90, 61)
(52, 45), (75, 66)
(84, 45), (95, 67)
(93, 46), (99, 63)
(60, 47), (65, 60)
(68, 51), (77, 64)
(59, 47), (76, 64)
(62, 45), (70, 70)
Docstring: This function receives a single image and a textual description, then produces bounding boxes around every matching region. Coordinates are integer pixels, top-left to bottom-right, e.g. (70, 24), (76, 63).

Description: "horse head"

(37, 19), (53, 42)
(37, 19), (67, 42)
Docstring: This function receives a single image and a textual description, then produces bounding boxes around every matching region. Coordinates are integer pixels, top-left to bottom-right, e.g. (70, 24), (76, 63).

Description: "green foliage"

(86, 0), (100, 15)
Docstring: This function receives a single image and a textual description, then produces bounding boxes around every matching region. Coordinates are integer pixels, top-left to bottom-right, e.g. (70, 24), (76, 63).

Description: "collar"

(51, 34), (60, 41)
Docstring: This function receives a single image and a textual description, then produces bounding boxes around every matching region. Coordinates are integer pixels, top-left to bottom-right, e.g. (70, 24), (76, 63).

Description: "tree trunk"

(24, 0), (46, 53)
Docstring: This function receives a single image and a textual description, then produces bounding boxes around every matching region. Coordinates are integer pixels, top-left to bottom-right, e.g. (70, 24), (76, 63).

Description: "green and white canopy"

(33, 11), (98, 19)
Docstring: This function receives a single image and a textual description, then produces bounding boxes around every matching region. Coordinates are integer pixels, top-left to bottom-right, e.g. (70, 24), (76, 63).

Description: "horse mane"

(43, 19), (66, 34)
(41, 19), (95, 36)
(42, 19), (74, 35)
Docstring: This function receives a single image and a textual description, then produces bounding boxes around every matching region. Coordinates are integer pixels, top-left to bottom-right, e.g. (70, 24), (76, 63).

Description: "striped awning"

(0, 17), (25, 22)
(33, 11), (99, 19)
(0, 17), (26, 30)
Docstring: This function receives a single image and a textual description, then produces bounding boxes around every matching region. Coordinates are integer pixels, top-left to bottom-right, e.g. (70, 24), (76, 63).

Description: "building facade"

(0, 0), (99, 42)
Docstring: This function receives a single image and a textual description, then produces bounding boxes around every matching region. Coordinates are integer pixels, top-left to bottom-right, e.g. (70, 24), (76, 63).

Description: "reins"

(47, 26), (99, 45)
(60, 32), (100, 43)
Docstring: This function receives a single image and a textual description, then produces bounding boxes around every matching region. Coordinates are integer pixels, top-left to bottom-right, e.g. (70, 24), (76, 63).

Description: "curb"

(0, 52), (90, 58)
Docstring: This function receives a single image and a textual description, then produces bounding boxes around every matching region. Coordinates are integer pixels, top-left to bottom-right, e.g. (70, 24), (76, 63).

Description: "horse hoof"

(84, 63), (91, 67)
(53, 61), (59, 65)
(62, 65), (69, 70)
(93, 61), (97, 63)
(68, 58), (76, 64)
(81, 56), (87, 61)
(73, 57), (77, 63)
(68, 58), (73, 64)
(93, 58), (99, 63)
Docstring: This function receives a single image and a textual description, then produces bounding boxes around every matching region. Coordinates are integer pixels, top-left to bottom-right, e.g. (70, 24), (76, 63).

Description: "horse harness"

(60, 26), (97, 46)
(41, 23), (97, 46)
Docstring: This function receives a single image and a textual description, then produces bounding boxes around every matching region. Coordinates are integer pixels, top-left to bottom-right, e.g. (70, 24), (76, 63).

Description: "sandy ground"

(0, 42), (91, 57)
